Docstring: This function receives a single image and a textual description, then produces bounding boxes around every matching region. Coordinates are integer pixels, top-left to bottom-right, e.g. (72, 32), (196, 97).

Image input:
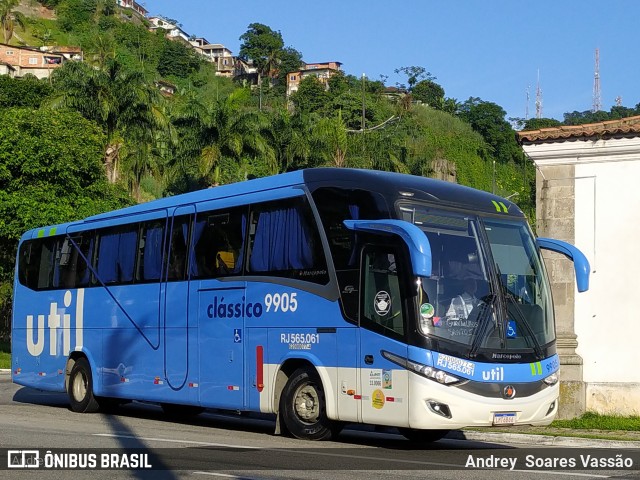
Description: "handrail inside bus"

(536, 237), (590, 292)
(343, 219), (432, 277)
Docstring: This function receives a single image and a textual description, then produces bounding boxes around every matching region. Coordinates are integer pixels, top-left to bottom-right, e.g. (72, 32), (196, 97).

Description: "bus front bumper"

(408, 375), (559, 430)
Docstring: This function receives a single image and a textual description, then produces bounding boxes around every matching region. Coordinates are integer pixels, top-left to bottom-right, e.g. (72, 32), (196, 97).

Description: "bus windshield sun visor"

(536, 237), (590, 292)
(343, 219), (432, 277)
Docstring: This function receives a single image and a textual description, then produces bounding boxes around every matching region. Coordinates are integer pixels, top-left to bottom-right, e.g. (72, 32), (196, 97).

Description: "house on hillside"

(286, 61), (342, 97)
(148, 16), (191, 44)
(0, 43), (67, 79)
(155, 79), (177, 96)
(518, 116), (640, 417)
(200, 44), (235, 77)
(234, 57), (258, 84)
(117, 0), (148, 17)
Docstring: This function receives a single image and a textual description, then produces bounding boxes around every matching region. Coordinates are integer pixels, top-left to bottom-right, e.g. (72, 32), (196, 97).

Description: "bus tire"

(398, 428), (450, 443)
(67, 358), (101, 413)
(279, 367), (336, 441)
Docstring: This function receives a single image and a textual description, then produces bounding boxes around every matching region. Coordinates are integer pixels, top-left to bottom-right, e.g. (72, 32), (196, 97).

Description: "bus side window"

(95, 226), (138, 285)
(247, 198), (328, 284)
(167, 215), (190, 281)
(361, 245), (405, 338)
(137, 220), (164, 282)
(192, 207), (247, 279)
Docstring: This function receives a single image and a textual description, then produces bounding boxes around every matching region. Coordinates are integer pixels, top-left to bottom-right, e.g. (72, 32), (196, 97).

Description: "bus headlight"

(381, 350), (465, 386)
(543, 373), (558, 386)
(406, 358), (462, 385)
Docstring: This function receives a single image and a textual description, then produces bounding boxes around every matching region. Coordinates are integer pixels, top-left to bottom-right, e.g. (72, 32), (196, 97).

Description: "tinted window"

(193, 207), (247, 279)
(248, 197), (328, 284)
(95, 226), (139, 285)
(312, 187), (389, 320)
(167, 215), (190, 281)
(137, 220), (165, 282)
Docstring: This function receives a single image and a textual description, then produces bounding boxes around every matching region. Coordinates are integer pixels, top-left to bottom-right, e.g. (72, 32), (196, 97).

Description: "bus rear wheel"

(280, 368), (336, 441)
(398, 428), (450, 443)
(67, 358), (101, 413)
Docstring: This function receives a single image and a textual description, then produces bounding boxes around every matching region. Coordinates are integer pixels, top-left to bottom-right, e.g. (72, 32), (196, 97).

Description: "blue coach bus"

(11, 168), (589, 441)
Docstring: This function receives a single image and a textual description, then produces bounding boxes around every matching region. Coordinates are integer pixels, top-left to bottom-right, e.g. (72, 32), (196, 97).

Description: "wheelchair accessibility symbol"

(507, 320), (517, 338)
(234, 329), (242, 343)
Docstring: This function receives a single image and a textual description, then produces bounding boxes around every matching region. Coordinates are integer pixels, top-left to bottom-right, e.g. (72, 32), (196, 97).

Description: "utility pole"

(593, 48), (601, 113)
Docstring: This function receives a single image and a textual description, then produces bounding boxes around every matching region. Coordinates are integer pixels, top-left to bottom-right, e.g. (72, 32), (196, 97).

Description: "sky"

(145, 0), (640, 122)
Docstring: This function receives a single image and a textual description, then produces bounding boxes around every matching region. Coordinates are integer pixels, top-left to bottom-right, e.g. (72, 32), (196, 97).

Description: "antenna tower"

(525, 85), (530, 120)
(535, 70), (543, 119)
(593, 48), (601, 112)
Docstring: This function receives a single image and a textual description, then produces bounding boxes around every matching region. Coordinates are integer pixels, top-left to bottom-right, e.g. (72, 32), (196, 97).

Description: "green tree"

(51, 59), (161, 183)
(458, 97), (522, 164)
(0, 75), (53, 108)
(290, 76), (329, 114)
(275, 46), (303, 95)
(522, 117), (562, 130)
(0, 107), (131, 281)
(0, 0), (26, 43)
(394, 65), (434, 89)
(309, 113), (349, 168)
(57, 0), (97, 31)
(412, 79), (445, 109)
(170, 88), (275, 188)
(157, 39), (202, 78)
(239, 23), (284, 85)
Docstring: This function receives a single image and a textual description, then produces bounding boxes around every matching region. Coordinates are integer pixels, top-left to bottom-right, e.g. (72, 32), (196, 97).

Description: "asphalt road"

(0, 374), (637, 480)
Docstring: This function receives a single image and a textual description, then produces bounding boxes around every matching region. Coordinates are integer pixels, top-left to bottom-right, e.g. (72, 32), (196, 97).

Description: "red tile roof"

(518, 115), (640, 143)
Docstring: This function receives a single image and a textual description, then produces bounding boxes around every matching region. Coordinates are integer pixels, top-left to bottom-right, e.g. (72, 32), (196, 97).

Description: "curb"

(0, 369), (10, 375)
(454, 430), (640, 449)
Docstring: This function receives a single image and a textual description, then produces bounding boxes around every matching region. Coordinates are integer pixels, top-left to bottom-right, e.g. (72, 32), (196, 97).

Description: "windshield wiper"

(468, 292), (498, 358)
(502, 289), (544, 359)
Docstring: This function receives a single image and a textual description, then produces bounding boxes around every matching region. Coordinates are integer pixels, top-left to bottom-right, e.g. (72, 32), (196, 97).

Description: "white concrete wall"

(525, 136), (640, 414)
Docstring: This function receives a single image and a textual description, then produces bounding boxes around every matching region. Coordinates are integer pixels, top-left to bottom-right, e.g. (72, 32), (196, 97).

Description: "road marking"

(93, 433), (613, 477)
(193, 473), (263, 480)
(93, 433), (259, 449)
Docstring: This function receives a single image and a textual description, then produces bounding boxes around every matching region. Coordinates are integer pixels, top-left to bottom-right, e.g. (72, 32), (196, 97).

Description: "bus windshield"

(399, 205), (554, 353)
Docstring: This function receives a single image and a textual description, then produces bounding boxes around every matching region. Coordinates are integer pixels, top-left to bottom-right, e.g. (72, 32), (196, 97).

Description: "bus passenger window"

(167, 216), (190, 281)
(192, 208), (246, 279)
(137, 221), (164, 282)
(96, 227), (138, 285)
(248, 198), (328, 284)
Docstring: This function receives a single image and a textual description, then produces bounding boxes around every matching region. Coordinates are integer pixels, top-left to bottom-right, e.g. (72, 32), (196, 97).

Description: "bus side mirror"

(536, 237), (590, 292)
(343, 219), (432, 277)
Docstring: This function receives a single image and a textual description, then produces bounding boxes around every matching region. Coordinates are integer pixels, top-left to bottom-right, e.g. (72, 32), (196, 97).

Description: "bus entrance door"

(162, 206), (194, 391)
(358, 244), (409, 427)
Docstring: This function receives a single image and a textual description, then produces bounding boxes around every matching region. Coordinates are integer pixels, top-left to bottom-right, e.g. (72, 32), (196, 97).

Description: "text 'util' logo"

(26, 289), (85, 357)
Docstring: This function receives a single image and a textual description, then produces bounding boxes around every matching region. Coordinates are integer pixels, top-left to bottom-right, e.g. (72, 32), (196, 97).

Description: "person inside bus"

(445, 278), (478, 320)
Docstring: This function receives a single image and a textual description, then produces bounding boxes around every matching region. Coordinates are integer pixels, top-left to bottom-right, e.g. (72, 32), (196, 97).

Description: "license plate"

(493, 412), (516, 425)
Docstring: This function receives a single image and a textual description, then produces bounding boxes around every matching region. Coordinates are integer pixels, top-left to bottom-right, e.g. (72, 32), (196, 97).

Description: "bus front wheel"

(67, 358), (101, 413)
(280, 368), (336, 441)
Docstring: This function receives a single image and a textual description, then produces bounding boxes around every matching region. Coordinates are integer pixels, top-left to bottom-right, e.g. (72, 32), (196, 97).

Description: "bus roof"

(21, 168), (524, 239)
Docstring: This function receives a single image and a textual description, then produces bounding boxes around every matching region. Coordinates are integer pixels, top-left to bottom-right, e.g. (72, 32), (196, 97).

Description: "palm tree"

(171, 88), (276, 186)
(0, 0), (26, 43)
(50, 59), (161, 184)
(309, 113), (349, 168)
